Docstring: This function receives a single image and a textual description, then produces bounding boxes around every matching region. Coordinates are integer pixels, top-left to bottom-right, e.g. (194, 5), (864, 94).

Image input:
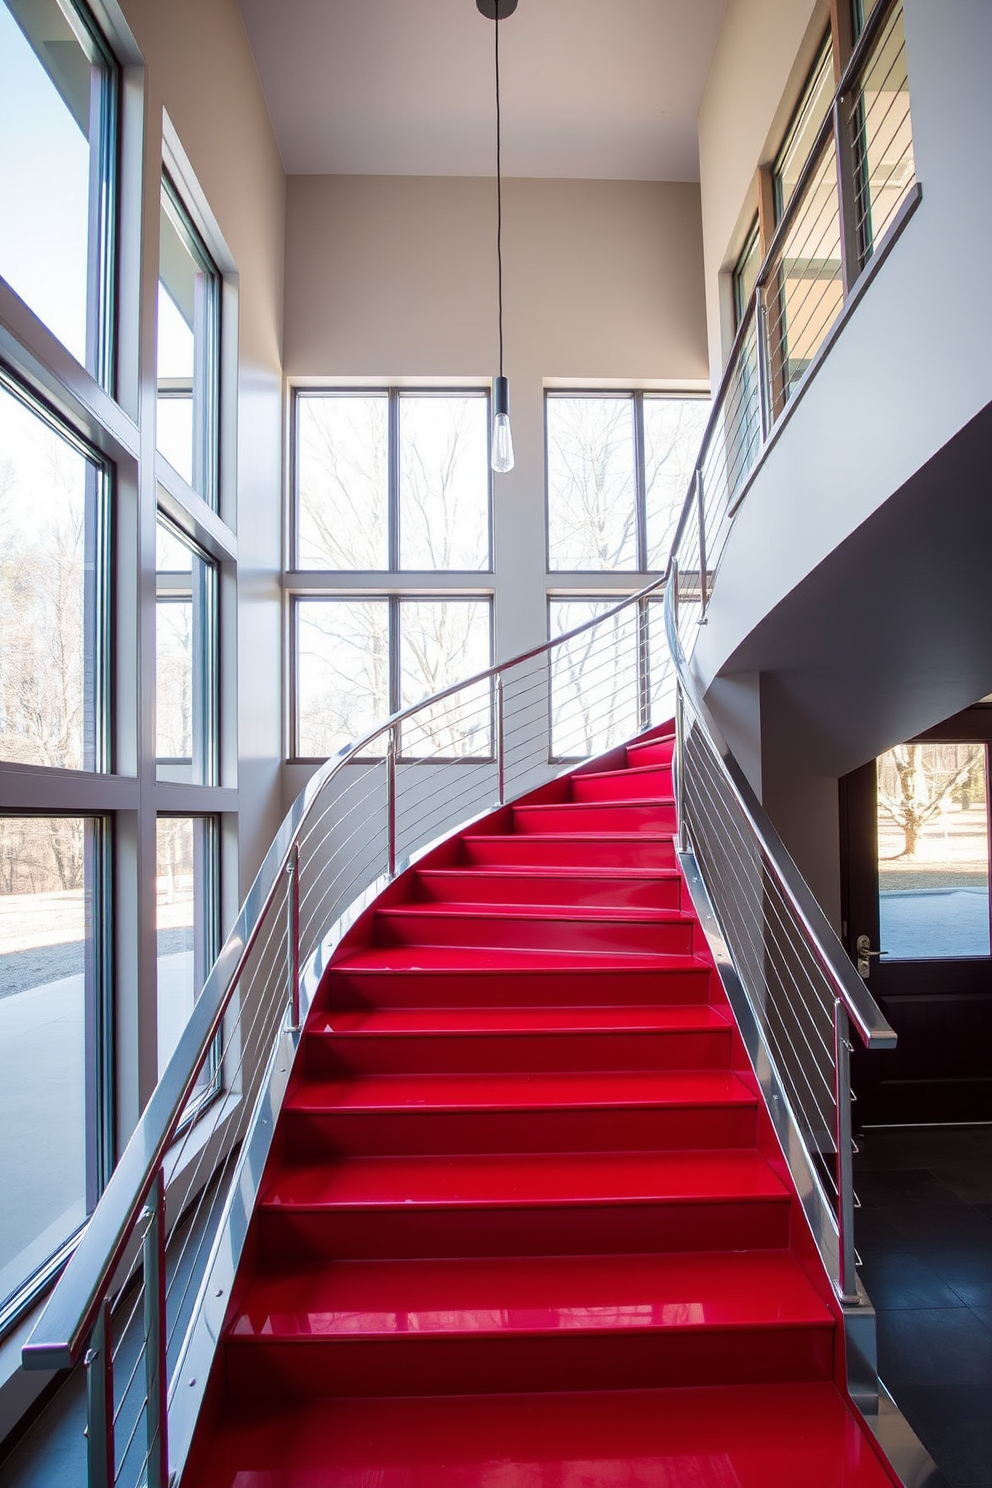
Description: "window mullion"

(389, 389), (401, 572)
(389, 595), (401, 717)
(633, 391), (647, 573)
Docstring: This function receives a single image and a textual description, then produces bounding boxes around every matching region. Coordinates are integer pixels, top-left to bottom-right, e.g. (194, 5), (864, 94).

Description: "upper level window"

(157, 176), (220, 504)
(546, 392), (709, 572)
(0, 371), (110, 772)
(853, 0), (883, 40)
(0, 0), (118, 384)
(294, 390), (491, 572)
(773, 35), (834, 221)
(733, 218), (761, 329)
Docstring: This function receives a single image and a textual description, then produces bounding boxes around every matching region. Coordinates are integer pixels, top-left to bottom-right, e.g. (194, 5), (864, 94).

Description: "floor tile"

(887, 1384), (992, 1488)
(876, 1307), (992, 1387)
(929, 1250), (992, 1309)
(855, 1167), (967, 1209)
(858, 1251), (965, 1311)
(881, 1202), (992, 1252)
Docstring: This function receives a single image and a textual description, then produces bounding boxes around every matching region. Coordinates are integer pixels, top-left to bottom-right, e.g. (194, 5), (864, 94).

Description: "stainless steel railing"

(665, 567), (895, 1309)
(669, 0), (917, 649)
(22, 578), (675, 1488)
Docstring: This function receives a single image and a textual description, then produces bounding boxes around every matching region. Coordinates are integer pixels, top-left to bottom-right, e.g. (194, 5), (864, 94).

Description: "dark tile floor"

(854, 1124), (992, 1488)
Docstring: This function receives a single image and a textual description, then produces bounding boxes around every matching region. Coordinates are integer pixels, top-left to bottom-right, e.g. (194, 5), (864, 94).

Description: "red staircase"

(186, 727), (897, 1486)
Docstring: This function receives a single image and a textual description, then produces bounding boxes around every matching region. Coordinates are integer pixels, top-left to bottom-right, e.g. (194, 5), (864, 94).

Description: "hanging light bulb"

(479, 0), (517, 473)
(492, 375), (514, 473)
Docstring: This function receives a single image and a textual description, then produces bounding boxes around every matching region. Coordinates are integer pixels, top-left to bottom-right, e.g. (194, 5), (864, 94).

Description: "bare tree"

(878, 743), (983, 858)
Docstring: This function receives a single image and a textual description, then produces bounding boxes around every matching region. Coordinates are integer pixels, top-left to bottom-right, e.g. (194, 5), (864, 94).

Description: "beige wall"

(284, 173), (708, 707)
(697, 0), (825, 380)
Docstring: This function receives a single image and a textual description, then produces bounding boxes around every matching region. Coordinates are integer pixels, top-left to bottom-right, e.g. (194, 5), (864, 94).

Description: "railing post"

(495, 671), (505, 807)
(143, 1169), (169, 1488)
(755, 286), (772, 442)
(386, 723), (397, 878)
(833, 1000), (860, 1304)
(695, 472), (708, 620)
(286, 843), (300, 1030)
(84, 1299), (114, 1488)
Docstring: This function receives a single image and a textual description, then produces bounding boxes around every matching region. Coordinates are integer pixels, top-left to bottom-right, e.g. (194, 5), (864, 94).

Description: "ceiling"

(236, 0), (729, 181)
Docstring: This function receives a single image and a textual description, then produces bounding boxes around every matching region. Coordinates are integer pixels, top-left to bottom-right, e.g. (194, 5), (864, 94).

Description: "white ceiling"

(237, 0), (729, 181)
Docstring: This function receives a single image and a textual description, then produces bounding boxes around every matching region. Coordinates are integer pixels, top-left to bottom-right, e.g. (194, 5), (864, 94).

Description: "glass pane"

(774, 37), (834, 220)
(156, 519), (216, 784)
(157, 181), (218, 501)
(550, 601), (640, 758)
(766, 139), (844, 405)
(0, 0), (112, 374)
(296, 395), (389, 570)
(643, 397), (710, 569)
(0, 379), (103, 771)
(0, 816), (94, 1310)
(399, 600), (492, 758)
(852, 4), (914, 262)
(547, 397), (637, 571)
(733, 219), (761, 325)
(877, 743), (990, 959)
(399, 396), (490, 570)
(296, 599), (390, 758)
(156, 816), (217, 1083)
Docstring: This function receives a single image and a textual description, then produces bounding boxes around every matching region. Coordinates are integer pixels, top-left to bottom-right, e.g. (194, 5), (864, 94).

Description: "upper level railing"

(670, 0), (917, 646)
(21, 580), (675, 1488)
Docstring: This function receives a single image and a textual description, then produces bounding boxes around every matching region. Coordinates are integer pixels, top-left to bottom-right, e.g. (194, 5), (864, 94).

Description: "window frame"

(157, 171), (222, 508)
(0, 362), (114, 776)
(291, 593), (495, 764)
(772, 31), (835, 223)
(544, 389), (710, 576)
(0, 810), (113, 1341)
(155, 513), (220, 786)
(291, 386), (494, 576)
(0, 0), (121, 389)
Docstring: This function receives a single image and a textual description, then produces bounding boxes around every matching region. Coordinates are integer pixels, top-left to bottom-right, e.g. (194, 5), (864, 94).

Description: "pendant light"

(477, 0), (517, 472)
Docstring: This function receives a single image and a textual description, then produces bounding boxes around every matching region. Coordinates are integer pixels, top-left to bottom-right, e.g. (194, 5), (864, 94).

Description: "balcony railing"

(670, 0), (917, 647)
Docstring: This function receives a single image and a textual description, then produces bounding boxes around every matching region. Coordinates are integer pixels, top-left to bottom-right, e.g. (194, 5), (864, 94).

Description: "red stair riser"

(626, 738), (675, 767)
(459, 835), (678, 868)
(304, 1027), (733, 1078)
(280, 1101), (759, 1158)
(372, 909), (696, 955)
(323, 965), (715, 1008)
(412, 869), (683, 910)
(570, 766), (673, 802)
(223, 1325), (834, 1400)
(512, 802), (676, 834)
(256, 1195), (793, 1264)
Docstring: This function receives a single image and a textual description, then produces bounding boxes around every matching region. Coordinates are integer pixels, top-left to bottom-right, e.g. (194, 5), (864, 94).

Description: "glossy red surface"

(183, 725), (899, 1486)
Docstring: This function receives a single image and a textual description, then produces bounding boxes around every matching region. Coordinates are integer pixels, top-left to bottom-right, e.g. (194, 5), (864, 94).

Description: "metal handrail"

(665, 566), (894, 1305)
(665, 579), (894, 1053)
(22, 569), (669, 1376)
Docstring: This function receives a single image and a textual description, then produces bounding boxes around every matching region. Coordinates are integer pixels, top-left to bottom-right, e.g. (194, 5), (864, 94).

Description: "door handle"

(856, 934), (887, 978)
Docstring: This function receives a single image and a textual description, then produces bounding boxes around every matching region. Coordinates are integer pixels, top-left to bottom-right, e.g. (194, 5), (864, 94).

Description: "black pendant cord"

(495, 4), (504, 380)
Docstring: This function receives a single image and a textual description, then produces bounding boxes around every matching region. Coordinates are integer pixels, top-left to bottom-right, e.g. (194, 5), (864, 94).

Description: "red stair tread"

(307, 1005), (730, 1037)
(331, 944), (707, 973)
(285, 1068), (755, 1114)
(263, 1147), (789, 1210)
(190, 1383), (899, 1488)
(378, 902), (693, 925)
(229, 1250), (832, 1340)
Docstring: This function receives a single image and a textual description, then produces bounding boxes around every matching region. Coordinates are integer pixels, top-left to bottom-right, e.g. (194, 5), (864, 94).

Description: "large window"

(157, 175), (221, 503)
(546, 393), (709, 572)
(156, 516), (219, 785)
(0, 372), (110, 773)
(0, 0), (118, 383)
(295, 390), (491, 572)
(773, 35), (835, 222)
(291, 388), (494, 762)
(295, 597), (492, 760)
(549, 599), (667, 759)
(0, 814), (110, 1328)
